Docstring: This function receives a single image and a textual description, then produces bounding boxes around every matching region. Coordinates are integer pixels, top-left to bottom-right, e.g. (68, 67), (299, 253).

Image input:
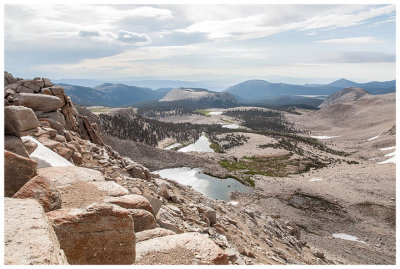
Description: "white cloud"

(175, 5), (395, 41)
(318, 37), (381, 44)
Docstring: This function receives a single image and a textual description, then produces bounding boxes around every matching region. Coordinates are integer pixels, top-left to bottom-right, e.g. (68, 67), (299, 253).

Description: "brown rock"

(55, 134), (67, 142)
(43, 127), (57, 138)
(41, 88), (52, 95)
(135, 233), (229, 265)
(18, 93), (63, 112)
(50, 86), (64, 95)
(5, 135), (29, 158)
(38, 136), (61, 149)
(136, 228), (176, 243)
(128, 209), (157, 232)
(47, 203), (135, 264)
(43, 78), (53, 87)
(104, 194), (154, 215)
(158, 183), (171, 200)
(37, 166), (105, 187)
(64, 130), (73, 142)
(37, 111), (65, 127)
(12, 175), (62, 212)
(203, 207), (217, 226)
(4, 150), (37, 197)
(56, 94), (66, 106)
(22, 137), (38, 154)
(4, 198), (68, 265)
(71, 152), (83, 165)
(55, 146), (73, 160)
(5, 106), (40, 136)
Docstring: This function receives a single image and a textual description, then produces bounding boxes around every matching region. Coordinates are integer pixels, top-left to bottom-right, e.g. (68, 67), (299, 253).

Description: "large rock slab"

(4, 150), (37, 197)
(4, 198), (68, 265)
(88, 181), (129, 196)
(47, 203), (136, 264)
(104, 194), (154, 215)
(18, 93), (63, 112)
(37, 166), (105, 187)
(13, 175), (62, 212)
(5, 135), (29, 158)
(135, 233), (229, 265)
(58, 181), (128, 209)
(4, 106), (40, 136)
(136, 228), (176, 243)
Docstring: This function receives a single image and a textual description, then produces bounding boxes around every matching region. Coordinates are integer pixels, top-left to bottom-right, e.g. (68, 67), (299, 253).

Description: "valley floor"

(142, 105), (396, 264)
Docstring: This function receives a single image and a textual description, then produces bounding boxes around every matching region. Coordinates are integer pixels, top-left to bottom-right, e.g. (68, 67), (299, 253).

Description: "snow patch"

(208, 111), (223, 115)
(23, 136), (74, 168)
(368, 135), (379, 141)
(164, 142), (182, 150)
(332, 233), (366, 244)
(311, 135), (340, 139)
(309, 177), (323, 182)
(222, 124), (240, 129)
(178, 135), (214, 153)
(379, 146), (396, 151)
(377, 146), (396, 164)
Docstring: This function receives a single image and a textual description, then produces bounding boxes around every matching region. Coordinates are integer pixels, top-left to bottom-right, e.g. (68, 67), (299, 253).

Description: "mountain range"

(58, 78), (395, 108)
(225, 78), (395, 102)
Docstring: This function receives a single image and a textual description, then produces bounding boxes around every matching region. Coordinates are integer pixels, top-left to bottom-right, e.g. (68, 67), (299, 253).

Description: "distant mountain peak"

(328, 78), (356, 87)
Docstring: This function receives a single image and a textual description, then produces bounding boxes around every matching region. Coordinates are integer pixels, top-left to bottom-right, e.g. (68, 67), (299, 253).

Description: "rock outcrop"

(4, 106), (40, 136)
(135, 233), (229, 265)
(47, 203), (136, 264)
(4, 198), (68, 265)
(4, 150), (37, 197)
(12, 175), (62, 212)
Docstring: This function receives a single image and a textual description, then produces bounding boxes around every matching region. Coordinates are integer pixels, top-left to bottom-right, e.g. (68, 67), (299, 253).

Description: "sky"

(4, 3), (397, 86)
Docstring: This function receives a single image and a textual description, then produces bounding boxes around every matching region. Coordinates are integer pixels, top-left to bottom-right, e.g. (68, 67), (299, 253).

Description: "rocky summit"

(3, 71), (332, 265)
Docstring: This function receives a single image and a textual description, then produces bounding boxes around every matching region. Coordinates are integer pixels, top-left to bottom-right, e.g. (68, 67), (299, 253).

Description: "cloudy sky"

(4, 4), (396, 85)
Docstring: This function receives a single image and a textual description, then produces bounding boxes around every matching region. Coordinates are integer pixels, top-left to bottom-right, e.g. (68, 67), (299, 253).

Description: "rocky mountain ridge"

(319, 87), (370, 107)
(3, 71), (332, 265)
(160, 87), (237, 104)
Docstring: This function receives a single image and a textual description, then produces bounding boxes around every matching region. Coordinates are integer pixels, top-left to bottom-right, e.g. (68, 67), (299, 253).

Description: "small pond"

(153, 167), (252, 201)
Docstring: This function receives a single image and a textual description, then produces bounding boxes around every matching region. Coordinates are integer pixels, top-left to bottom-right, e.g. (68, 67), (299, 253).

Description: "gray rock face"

(5, 106), (40, 136)
(37, 111), (65, 127)
(47, 203), (136, 264)
(5, 135), (30, 158)
(4, 150), (37, 197)
(18, 93), (63, 112)
(4, 198), (68, 265)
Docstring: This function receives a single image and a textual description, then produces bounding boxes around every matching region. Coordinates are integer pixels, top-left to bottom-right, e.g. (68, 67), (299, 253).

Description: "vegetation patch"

(194, 110), (212, 117)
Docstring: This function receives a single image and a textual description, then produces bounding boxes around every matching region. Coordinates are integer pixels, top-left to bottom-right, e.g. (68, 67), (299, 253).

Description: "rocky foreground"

(4, 72), (331, 265)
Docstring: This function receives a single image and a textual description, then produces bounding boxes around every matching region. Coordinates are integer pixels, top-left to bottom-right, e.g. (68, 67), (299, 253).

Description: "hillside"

(4, 71), (331, 265)
(60, 83), (169, 107)
(319, 87), (370, 107)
